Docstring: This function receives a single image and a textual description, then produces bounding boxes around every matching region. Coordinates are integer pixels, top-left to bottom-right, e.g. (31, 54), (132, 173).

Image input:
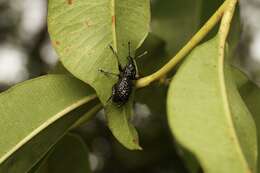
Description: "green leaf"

(48, 0), (150, 151)
(49, 61), (72, 75)
(167, 36), (257, 173)
(32, 134), (91, 173)
(105, 92), (141, 150)
(0, 75), (96, 173)
(233, 69), (260, 172)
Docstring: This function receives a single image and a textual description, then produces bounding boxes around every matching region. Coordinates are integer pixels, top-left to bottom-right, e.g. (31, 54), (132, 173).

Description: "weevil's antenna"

(106, 95), (112, 104)
(109, 45), (119, 61)
(128, 41), (131, 57)
(104, 96), (112, 111)
(136, 51), (148, 59)
(98, 68), (119, 77)
(109, 45), (123, 71)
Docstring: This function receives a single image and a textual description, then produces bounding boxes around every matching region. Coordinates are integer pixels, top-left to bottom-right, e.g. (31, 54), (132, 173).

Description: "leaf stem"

(136, 0), (234, 88)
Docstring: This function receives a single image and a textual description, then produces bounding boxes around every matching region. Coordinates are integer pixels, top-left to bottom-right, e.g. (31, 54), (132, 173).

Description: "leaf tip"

(132, 138), (142, 150)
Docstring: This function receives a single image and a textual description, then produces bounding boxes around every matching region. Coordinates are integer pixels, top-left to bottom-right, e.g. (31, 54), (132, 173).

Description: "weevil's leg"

(106, 95), (113, 103)
(109, 45), (123, 72)
(104, 96), (113, 109)
(105, 87), (115, 107)
(127, 41), (136, 64)
(99, 69), (119, 77)
(127, 42), (135, 63)
(127, 56), (131, 62)
(136, 51), (148, 59)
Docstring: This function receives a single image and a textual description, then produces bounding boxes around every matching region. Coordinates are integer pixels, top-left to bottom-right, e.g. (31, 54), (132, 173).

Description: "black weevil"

(99, 42), (146, 107)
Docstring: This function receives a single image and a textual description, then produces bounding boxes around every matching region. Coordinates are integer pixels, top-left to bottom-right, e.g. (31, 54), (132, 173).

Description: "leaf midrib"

(111, 0), (117, 51)
(217, 38), (251, 172)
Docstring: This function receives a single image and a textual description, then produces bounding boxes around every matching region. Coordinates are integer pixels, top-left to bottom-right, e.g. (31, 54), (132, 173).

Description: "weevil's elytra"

(99, 42), (145, 107)
(111, 77), (133, 106)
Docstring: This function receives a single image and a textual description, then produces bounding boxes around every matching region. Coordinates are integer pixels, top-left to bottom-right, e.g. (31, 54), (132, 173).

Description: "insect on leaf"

(48, 0), (150, 150)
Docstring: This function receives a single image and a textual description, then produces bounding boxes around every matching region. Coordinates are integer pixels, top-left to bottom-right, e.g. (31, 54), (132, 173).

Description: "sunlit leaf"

(48, 0), (150, 150)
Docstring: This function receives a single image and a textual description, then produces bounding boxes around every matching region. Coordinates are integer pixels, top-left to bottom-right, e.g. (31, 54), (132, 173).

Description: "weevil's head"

(124, 56), (136, 80)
